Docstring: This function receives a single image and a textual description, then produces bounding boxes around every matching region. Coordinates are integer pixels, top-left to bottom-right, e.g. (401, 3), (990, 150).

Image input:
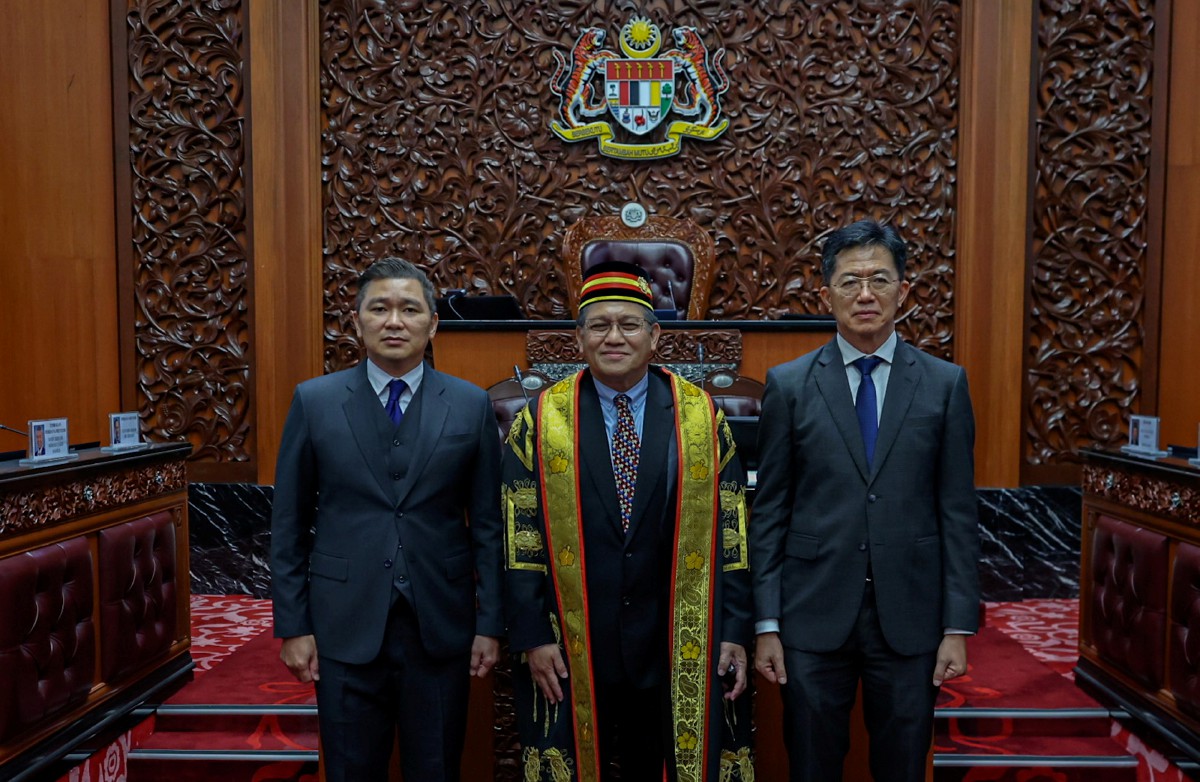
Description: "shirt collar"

(835, 330), (898, 366)
(592, 371), (650, 408)
(365, 358), (425, 397)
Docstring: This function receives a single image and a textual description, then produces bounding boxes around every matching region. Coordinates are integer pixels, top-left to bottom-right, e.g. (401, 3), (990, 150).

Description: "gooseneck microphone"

(513, 365), (530, 404)
(0, 423), (28, 438)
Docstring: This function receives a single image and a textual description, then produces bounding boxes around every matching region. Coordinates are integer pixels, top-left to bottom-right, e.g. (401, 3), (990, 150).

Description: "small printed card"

(20, 418), (77, 465)
(102, 411), (146, 452)
(1121, 414), (1168, 458)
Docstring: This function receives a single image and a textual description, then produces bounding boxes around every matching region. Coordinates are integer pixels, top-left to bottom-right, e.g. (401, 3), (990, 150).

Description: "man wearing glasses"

(750, 220), (980, 781)
(502, 260), (753, 781)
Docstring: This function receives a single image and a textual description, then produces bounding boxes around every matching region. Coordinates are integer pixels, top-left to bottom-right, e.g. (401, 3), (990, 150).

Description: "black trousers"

(314, 594), (471, 782)
(594, 681), (673, 782)
(780, 581), (938, 782)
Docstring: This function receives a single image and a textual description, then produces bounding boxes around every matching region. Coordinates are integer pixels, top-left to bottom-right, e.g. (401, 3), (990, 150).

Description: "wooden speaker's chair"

(563, 214), (717, 320)
(486, 370), (552, 443)
(700, 370), (766, 417)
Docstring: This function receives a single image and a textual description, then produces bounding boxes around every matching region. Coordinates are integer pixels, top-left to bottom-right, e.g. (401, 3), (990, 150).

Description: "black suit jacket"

(505, 368), (752, 687)
(271, 361), (503, 664)
(749, 339), (979, 656)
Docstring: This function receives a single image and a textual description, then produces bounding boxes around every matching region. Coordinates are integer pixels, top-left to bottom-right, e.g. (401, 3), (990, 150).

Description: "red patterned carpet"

(54, 597), (1196, 781)
(983, 600), (1191, 782)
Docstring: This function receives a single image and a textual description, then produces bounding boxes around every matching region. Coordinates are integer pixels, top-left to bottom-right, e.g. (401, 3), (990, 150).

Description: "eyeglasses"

(581, 318), (650, 337)
(831, 275), (898, 298)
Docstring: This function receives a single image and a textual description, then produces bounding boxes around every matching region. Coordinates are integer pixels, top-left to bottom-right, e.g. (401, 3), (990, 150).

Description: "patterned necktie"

(385, 378), (407, 426)
(612, 394), (640, 533)
(854, 357), (882, 466)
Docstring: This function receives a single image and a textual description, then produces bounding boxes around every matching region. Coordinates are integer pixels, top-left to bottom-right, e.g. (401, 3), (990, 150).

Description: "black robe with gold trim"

(502, 367), (754, 782)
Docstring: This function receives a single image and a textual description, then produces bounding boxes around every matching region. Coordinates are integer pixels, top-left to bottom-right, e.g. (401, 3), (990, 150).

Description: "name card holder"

(1120, 414), (1168, 459)
(19, 417), (80, 466)
(101, 411), (149, 453)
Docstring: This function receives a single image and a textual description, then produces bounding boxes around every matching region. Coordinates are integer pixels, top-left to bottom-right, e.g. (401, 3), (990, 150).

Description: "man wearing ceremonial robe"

(502, 260), (754, 782)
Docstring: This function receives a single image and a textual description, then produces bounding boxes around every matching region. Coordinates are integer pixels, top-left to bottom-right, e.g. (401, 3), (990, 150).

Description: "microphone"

(667, 279), (681, 317)
(0, 423), (28, 438)
(513, 365), (530, 404)
(445, 288), (468, 320)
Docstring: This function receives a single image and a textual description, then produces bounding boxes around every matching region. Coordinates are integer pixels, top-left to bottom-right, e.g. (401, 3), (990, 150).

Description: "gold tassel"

(523, 747), (541, 782)
(720, 749), (736, 782)
(738, 746), (755, 781)
(544, 748), (572, 782)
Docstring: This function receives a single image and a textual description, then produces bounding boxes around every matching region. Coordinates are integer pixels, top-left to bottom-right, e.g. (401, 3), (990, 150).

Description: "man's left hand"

(471, 635), (501, 678)
(932, 634), (968, 686)
(718, 642), (748, 700)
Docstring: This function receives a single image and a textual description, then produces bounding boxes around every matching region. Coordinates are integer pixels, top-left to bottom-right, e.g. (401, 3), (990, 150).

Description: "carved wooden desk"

(0, 442), (193, 778)
(1077, 447), (1200, 763)
(434, 318), (836, 390)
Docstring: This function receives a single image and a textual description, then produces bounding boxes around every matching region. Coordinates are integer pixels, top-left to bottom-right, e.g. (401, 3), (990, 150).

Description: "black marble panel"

(189, 482), (273, 597)
(976, 485), (1082, 601)
(187, 483), (1083, 602)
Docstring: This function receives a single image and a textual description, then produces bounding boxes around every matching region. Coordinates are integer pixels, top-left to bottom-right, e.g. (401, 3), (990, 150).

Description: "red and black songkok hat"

(578, 260), (654, 314)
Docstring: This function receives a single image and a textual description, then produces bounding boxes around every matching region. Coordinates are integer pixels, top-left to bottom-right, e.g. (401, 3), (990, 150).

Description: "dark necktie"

(612, 394), (640, 533)
(854, 357), (882, 466)
(385, 378), (407, 426)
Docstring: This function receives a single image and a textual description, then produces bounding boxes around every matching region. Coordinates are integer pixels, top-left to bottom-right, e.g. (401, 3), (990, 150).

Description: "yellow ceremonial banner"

(538, 373), (601, 781)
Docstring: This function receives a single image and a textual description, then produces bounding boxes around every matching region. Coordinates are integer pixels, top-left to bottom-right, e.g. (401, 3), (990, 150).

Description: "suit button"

(393, 438), (402, 447)
(858, 542), (867, 551)
(398, 575), (407, 583)
(391, 472), (401, 480)
(622, 596), (631, 606)
(384, 559), (393, 568)
(868, 494), (878, 503)
(395, 510), (404, 518)
(625, 551), (633, 558)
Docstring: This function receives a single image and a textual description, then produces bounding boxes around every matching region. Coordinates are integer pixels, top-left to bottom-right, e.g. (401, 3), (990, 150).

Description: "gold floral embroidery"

(505, 481), (546, 572)
(507, 408), (536, 471)
(720, 481), (748, 572)
(669, 371), (719, 782)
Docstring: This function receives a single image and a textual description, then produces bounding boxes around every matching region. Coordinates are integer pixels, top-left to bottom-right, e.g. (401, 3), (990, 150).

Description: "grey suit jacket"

(749, 338), (980, 656)
(271, 361), (503, 664)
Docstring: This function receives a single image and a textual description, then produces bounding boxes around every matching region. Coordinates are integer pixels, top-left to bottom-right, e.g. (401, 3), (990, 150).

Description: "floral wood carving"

(123, 0), (254, 463)
(1082, 465), (1200, 527)
(526, 330), (742, 365)
(319, 1), (961, 373)
(1024, 0), (1158, 471)
(0, 462), (187, 537)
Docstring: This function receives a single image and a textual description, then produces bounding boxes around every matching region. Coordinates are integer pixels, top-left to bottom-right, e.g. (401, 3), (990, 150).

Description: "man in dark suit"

(750, 220), (980, 782)
(502, 261), (753, 782)
(270, 258), (503, 782)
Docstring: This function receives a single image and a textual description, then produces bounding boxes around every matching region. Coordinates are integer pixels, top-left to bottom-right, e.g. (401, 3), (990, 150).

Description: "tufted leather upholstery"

(700, 370), (766, 417)
(1170, 542), (1200, 719)
(97, 512), (178, 682)
(0, 536), (96, 743)
(1088, 514), (1167, 690)
(488, 371), (552, 443)
(563, 214), (717, 320)
(581, 241), (694, 313)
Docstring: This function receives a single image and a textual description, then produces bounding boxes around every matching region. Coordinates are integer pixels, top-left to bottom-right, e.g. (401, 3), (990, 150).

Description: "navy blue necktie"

(854, 357), (882, 466)
(385, 378), (407, 426)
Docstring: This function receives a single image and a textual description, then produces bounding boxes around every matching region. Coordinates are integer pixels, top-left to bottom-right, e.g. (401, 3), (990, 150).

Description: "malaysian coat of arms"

(549, 16), (730, 160)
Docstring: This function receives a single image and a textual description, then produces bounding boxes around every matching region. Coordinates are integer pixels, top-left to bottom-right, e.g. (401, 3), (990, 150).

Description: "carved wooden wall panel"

(1023, 0), (1161, 478)
(319, 1), (961, 372)
(118, 0), (254, 473)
